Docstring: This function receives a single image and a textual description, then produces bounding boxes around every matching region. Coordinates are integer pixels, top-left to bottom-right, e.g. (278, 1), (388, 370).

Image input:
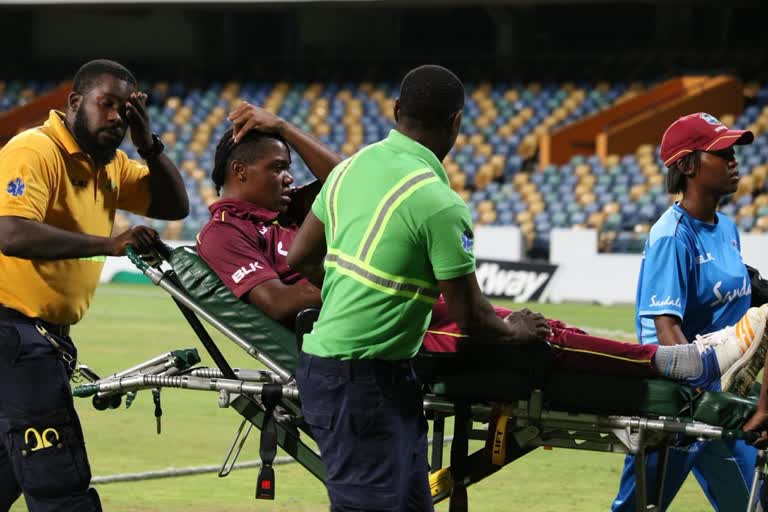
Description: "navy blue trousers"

(296, 352), (433, 512)
(0, 319), (101, 512)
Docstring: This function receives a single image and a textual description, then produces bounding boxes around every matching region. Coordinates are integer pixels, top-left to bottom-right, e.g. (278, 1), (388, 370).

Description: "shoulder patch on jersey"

(461, 229), (474, 254)
(6, 177), (25, 197)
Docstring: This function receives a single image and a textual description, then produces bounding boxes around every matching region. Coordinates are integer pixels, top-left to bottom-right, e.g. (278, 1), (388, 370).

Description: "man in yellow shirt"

(0, 59), (188, 511)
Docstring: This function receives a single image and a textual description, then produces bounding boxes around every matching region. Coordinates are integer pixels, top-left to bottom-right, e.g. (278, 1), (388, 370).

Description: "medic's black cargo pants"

(0, 317), (101, 512)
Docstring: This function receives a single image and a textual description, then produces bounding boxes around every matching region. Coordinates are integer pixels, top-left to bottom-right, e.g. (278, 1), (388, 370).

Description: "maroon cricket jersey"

(197, 186), (318, 299)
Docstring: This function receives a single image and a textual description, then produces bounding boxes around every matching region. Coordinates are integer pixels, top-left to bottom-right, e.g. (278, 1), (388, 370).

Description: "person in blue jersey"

(612, 112), (766, 511)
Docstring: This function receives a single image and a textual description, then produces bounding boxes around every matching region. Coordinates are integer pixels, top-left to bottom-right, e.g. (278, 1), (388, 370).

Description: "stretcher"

(73, 242), (768, 511)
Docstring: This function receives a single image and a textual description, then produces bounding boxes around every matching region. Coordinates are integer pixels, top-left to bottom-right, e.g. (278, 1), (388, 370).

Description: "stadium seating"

(4, 79), (768, 253)
(0, 80), (57, 113)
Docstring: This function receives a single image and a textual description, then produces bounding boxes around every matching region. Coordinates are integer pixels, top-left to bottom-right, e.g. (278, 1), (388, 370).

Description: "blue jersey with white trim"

(636, 203), (750, 345)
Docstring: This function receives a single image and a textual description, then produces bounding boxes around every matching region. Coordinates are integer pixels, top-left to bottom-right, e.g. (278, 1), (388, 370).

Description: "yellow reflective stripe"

(328, 145), (375, 242)
(325, 260), (438, 305)
(356, 168), (437, 263)
(548, 343), (652, 364)
(325, 250), (439, 304)
(327, 248), (435, 289)
(79, 256), (107, 262)
(425, 329), (467, 338)
(326, 158), (354, 243)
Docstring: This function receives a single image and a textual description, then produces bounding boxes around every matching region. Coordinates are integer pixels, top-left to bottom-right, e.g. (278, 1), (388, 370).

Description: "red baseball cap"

(660, 112), (753, 167)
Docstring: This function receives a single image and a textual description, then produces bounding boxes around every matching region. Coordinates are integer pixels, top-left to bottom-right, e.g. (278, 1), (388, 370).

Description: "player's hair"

(72, 59), (137, 94)
(398, 65), (465, 130)
(666, 151), (701, 194)
(211, 128), (288, 195)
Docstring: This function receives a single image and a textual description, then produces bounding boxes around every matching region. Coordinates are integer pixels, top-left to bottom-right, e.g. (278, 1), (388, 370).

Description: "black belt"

(0, 306), (70, 337)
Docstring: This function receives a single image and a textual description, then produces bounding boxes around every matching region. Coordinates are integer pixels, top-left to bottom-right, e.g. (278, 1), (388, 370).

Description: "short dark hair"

(666, 150), (701, 194)
(72, 59), (137, 94)
(211, 128), (288, 195)
(398, 65), (465, 129)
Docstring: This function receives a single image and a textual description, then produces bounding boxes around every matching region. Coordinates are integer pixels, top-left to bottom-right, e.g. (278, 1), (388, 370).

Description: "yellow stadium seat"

(604, 154), (620, 167)
(474, 167), (493, 190)
(579, 192), (596, 207)
(720, 114), (735, 127)
(755, 216), (768, 232)
(752, 165), (768, 189)
(630, 184), (647, 202)
(161, 132), (177, 147)
(469, 134), (484, 146)
(529, 201), (545, 215)
(603, 202), (620, 215)
(450, 172), (467, 191)
(477, 200), (494, 214)
(588, 212), (606, 229)
(476, 144), (493, 158)
(479, 210), (497, 225)
(516, 211), (533, 224)
(637, 154), (653, 167)
(735, 176), (755, 197)
(165, 97), (181, 110)
(574, 184), (590, 197)
(635, 144), (654, 157)
(504, 90), (519, 102)
(574, 164), (591, 177)
(648, 174), (664, 187)
(744, 81), (761, 99)
(634, 223), (650, 234)
(738, 204), (757, 219)
(579, 174), (596, 188)
(754, 194), (768, 209)
(517, 135), (538, 160)
(513, 173), (529, 187)
(520, 183), (538, 198)
(598, 231), (616, 252)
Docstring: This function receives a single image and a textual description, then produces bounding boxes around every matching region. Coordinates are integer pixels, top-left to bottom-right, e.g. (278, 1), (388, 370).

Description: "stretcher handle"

(125, 241), (172, 271)
(126, 245), (149, 271)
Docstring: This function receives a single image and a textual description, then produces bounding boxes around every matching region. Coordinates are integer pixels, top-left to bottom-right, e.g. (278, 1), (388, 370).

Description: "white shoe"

(695, 305), (768, 396)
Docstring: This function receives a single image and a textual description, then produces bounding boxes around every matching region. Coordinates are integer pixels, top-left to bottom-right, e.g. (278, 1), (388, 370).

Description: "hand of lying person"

(503, 308), (552, 344)
(743, 409), (768, 449)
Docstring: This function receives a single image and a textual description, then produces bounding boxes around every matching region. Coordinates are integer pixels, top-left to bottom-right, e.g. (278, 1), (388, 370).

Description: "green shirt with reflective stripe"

(304, 129), (475, 360)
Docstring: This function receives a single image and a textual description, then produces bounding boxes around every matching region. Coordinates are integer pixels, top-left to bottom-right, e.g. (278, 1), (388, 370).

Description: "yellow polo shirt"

(0, 110), (152, 325)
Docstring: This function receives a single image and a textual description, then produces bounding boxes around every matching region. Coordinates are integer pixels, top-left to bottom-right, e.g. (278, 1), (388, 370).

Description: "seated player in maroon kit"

(197, 103), (768, 395)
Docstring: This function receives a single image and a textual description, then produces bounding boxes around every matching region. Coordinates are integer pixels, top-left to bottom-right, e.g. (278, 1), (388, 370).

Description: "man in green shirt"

(288, 65), (549, 511)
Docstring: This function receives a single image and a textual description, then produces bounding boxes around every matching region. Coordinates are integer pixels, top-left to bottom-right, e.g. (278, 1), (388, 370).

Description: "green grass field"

(11, 284), (718, 511)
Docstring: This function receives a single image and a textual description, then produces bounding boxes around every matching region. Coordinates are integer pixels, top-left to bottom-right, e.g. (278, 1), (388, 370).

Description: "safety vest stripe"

(325, 260), (438, 305)
(327, 248), (435, 288)
(325, 252), (439, 303)
(327, 157), (356, 243)
(357, 169), (437, 262)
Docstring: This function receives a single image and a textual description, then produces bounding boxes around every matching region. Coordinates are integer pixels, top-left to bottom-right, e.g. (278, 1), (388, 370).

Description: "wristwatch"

(137, 134), (165, 160)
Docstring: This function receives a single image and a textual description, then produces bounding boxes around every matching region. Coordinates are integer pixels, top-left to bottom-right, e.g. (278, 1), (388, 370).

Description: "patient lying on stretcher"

(196, 106), (768, 439)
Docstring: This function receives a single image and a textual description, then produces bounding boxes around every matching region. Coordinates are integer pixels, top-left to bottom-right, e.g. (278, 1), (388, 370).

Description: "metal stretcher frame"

(72, 243), (768, 512)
